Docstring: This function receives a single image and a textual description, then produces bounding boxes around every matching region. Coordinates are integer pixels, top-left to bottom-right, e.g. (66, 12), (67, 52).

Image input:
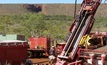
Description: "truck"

(0, 40), (28, 65)
(0, 34), (29, 65)
(55, 0), (107, 65)
(0, 34), (52, 58)
(27, 37), (51, 58)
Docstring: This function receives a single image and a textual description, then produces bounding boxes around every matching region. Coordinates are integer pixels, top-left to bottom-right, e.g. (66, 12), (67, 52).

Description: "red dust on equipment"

(0, 40), (28, 65)
(28, 37), (50, 58)
(55, 0), (107, 65)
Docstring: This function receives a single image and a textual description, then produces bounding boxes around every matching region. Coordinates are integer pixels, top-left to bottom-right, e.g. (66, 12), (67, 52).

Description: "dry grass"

(0, 4), (28, 15)
(0, 4), (107, 17)
(42, 4), (107, 17)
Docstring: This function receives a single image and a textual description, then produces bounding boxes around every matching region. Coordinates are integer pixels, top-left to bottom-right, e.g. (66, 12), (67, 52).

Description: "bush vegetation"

(0, 12), (107, 41)
(0, 13), (73, 41)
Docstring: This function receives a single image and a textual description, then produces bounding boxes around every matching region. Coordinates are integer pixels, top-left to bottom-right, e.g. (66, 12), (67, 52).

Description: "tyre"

(34, 53), (41, 58)
(27, 51), (33, 58)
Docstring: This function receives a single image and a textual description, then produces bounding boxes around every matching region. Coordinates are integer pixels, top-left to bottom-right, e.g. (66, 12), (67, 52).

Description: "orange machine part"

(29, 37), (49, 49)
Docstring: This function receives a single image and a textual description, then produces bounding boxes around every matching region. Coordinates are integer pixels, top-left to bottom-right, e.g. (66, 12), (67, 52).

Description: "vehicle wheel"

(27, 51), (33, 58)
(33, 53), (38, 58)
(34, 53), (40, 58)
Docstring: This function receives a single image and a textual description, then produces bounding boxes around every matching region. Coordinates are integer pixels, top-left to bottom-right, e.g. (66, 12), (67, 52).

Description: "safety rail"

(0, 42), (29, 47)
(68, 60), (82, 65)
(78, 48), (107, 60)
(78, 49), (107, 55)
(78, 49), (107, 65)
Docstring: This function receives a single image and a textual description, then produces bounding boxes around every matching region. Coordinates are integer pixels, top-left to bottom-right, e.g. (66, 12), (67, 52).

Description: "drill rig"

(55, 0), (107, 65)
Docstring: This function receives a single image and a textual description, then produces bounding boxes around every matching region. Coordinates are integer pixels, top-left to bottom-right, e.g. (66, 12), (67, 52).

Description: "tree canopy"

(0, 13), (73, 41)
(0, 12), (107, 41)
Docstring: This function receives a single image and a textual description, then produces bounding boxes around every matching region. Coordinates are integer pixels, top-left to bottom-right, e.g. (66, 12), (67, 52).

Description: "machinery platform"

(96, 45), (107, 50)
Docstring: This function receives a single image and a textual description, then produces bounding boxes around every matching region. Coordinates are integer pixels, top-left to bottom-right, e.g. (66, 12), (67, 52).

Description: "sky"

(0, 0), (106, 4)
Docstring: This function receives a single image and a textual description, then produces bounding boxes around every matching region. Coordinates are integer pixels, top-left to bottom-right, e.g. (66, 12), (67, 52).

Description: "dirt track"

(30, 58), (49, 63)
(30, 57), (51, 65)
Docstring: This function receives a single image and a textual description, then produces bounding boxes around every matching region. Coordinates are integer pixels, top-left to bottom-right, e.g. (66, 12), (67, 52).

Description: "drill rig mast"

(56, 0), (102, 65)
